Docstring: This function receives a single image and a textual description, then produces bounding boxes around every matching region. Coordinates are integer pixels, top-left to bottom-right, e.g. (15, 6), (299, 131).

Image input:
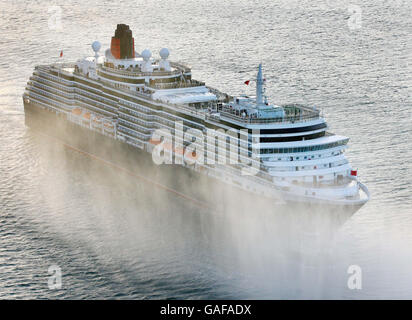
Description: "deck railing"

(100, 65), (182, 78)
(219, 104), (320, 124)
(169, 61), (192, 73)
(146, 79), (205, 90)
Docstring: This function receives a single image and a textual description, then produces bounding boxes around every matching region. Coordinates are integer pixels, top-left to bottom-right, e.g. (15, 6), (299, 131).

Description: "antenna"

(256, 63), (264, 106)
(159, 48), (171, 71)
(141, 49), (153, 72)
(92, 41), (101, 63)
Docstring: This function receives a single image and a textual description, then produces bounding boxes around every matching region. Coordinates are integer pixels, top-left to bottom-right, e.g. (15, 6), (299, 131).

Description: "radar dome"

(141, 49), (152, 61)
(159, 48), (170, 59)
(92, 41), (101, 53)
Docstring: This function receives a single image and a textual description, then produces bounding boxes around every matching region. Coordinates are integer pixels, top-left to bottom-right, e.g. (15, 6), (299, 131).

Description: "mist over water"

(0, 0), (411, 299)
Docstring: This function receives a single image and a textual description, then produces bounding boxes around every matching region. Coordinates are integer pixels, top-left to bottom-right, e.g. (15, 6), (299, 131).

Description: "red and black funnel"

(110, 24), (135, 60)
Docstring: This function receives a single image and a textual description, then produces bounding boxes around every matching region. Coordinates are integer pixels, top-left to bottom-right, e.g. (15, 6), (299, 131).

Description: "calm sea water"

(0, 0), (411, 299)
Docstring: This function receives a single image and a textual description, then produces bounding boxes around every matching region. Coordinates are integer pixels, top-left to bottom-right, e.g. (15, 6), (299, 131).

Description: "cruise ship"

(23, 24), (369, 218)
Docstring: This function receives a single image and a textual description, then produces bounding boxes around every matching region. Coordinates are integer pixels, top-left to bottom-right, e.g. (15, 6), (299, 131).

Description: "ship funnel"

(110, 24), (135, 60)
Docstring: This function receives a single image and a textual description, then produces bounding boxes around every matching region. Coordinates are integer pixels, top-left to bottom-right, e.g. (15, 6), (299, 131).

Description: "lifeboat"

(163, 142), (173, 151)
(149, 139), (161, 145)
(91, 118), (101, 128)
(72, 107), (82, 116)
(83, 112), (91, 120)
(174, 146), (185, 155)
(185, 150), (199, 162)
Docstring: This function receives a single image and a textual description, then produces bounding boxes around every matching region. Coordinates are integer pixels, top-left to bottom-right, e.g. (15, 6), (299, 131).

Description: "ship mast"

(256, 63), (264, 106)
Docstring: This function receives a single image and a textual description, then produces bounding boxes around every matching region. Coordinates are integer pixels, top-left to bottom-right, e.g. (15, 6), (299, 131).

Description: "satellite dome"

(141, 49), (152, 61)
(92, 41), (101, 53)
(159, 48), (170, 60)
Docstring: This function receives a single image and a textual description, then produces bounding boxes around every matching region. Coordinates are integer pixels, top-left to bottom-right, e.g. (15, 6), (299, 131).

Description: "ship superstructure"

(23, 24), (369, 211)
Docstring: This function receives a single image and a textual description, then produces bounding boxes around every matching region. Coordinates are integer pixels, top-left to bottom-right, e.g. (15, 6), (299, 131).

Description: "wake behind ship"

(23, 24), (369, 220)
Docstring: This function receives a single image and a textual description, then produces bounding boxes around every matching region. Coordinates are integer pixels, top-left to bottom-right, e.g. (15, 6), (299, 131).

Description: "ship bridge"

(209, 64), (324, 132)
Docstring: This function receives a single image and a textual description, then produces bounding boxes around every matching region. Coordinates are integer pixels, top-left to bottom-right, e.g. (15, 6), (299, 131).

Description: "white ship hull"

(24, 100), (367, 226)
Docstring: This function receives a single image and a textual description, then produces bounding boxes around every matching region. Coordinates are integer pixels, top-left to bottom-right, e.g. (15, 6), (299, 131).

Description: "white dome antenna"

(92, 41), (101, 63)
(141, 49), (153, 72)
(141, 49), (152, 61)
(159, 48), (170, 60)
(92, 41), (101, 53)
(159, 48), (171, 71)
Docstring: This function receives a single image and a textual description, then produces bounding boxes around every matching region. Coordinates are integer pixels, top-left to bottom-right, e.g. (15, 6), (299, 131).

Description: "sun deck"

(215, 103), (320, 125)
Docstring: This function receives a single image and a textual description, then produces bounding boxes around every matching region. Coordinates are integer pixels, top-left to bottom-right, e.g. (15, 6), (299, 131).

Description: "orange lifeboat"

(185, 150), (199, 162)
(174, 146), (185, 155)
(83, 112), (91, 120)
(72, 108), (82, 116)
(149, 139), (161, 145)
(163, 142), (173, 151)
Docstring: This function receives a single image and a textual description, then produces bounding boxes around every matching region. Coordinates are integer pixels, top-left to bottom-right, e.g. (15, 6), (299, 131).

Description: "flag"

(60, 50), (63, 58)
(244, 80), (250, 85)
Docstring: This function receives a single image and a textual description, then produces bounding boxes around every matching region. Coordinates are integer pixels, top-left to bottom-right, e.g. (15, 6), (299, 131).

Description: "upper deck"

(35, 61), (323, 131)
(99, 60), (192, 79)
(216, 103), (321, 125)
